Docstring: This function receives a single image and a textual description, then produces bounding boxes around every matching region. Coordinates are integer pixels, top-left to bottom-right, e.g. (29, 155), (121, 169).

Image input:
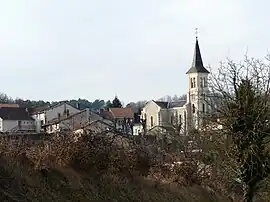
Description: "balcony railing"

(10, 125), (36, 132)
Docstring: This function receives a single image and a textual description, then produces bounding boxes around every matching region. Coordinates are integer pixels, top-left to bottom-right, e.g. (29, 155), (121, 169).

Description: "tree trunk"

(243, 184), (254, 202)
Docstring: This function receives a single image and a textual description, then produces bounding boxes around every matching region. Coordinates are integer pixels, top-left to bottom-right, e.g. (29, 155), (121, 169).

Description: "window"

(203, 77), (207, 87)
(179, 114), (182, 125)
(200, 77), (203, 88)
(58, 113), (61, 119)
(158, 113), (161, 125)
(150, 116), (153, 127)
(202, 103), (205, 113)
(192, 104), (196, 113)
(66, 109), (70, 116)
(190, 77), (196, 88)
(201, 93), (205, 100)
(171, 115), (174, 124)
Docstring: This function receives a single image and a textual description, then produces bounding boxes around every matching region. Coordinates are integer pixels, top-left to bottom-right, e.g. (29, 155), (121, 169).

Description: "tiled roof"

(0, 104), (20, 108)
(0, 107), (34, 120)
(108, 108), (134, 119)
(100, 110), (114, 119)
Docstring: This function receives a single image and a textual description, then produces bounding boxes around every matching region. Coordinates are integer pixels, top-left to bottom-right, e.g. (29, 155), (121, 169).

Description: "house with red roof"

(99, 107), (143, 135)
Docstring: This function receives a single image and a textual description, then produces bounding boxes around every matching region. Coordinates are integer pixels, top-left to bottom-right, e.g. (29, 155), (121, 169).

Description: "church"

(140, 36), (210, 133)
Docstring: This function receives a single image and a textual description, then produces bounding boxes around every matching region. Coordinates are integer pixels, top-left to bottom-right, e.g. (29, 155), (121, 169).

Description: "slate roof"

(186, 38), (210, 74)
(0, 107), (34, 120)
(153, 100), (186, 109)
(167, 100), (186, 108)
(154, 101), (169, 108)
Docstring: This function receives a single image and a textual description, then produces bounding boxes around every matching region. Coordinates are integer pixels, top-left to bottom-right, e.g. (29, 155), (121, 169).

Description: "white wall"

(45, 103), (80, 122)
(32, 103), (80, 132)
(187, 72), (209, 129)
(32, 113), (46, 132)
(0, 118), (3, 132)
(46, 108), (98, 133)
(133, 124), (143, 135)
(141, 101), (161, 129)
(2, 120), (35, 132)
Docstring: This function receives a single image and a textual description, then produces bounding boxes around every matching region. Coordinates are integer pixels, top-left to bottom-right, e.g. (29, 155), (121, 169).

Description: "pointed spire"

(186, 36), (210, 74)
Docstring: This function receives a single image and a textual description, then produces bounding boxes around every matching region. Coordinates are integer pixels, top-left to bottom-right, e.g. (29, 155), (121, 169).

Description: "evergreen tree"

(228, 79), (270, 202)
(209, 57), (270, 202)
(111, 96), (122, 108)
(105, 100), (112, 108)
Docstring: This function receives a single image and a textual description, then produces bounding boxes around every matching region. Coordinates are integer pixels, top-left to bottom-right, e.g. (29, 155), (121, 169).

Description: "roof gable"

(32, 102), (78, 114)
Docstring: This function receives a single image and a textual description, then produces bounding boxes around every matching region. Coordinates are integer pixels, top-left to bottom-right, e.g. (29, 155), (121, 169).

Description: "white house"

(141, 36), (210, 133)
(31, 102), (80, 132)
(0, 107), (35, 133)
(133, 123), (144, 136)
(43, 108), (109, 134)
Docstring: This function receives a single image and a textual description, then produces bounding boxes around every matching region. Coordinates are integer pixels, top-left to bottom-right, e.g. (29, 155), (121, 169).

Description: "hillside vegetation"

(0, 132), (229, 202)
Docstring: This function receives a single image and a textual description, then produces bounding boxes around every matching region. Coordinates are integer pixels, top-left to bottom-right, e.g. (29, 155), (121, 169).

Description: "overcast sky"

(0, 0), (269, 103)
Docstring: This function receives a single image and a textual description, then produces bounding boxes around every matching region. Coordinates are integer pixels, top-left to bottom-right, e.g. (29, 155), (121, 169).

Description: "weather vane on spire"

(195, 28), (198, 39)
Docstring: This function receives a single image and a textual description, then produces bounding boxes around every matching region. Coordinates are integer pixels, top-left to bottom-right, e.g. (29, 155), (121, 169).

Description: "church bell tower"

(186, 34), (210, 130)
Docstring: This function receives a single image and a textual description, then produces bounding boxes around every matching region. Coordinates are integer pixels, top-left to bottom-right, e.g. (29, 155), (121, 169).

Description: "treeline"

(0, 93), (186, 110)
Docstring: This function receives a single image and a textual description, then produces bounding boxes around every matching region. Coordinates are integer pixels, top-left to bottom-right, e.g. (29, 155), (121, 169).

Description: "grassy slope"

(0, 157), (229, 202)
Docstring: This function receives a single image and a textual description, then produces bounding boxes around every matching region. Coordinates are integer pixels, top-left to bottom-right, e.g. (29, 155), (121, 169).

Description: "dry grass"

(0, 132), (230, 202)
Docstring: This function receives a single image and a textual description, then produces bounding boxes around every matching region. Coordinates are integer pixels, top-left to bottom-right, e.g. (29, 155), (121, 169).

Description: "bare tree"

(158, 94), (187, 102)
(206, 55), (270, 202)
